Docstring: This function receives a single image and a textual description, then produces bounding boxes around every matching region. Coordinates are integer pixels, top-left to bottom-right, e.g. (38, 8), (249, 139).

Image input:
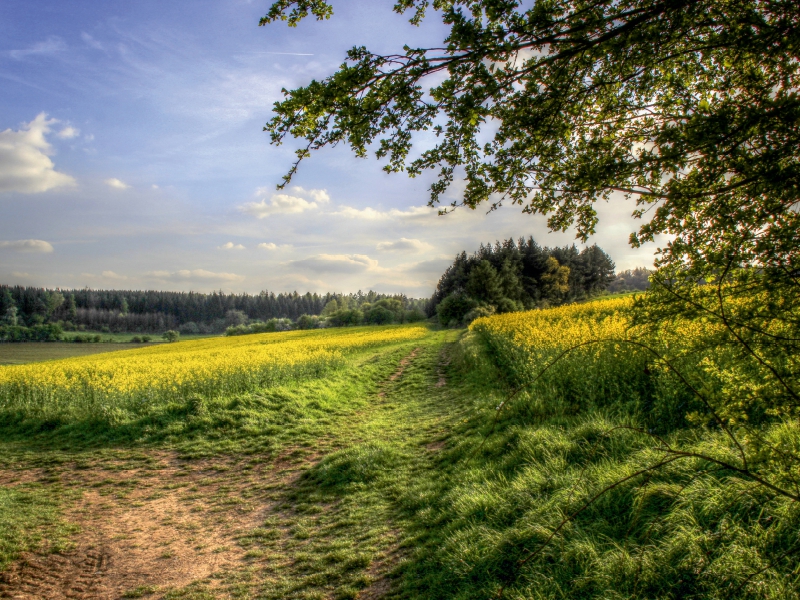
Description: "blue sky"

(0, 0), (663, 297)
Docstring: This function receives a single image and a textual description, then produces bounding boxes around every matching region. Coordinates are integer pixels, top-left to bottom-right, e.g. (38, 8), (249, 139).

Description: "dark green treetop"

(261, 0), (800, 278)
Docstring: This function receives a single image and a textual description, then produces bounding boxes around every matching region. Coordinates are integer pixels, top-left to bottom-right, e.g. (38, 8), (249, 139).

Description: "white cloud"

(240, 186), (329, 219)
(257, 242), (292, 251)
(218, 241), (245, 250)
(57, 126), (80, 139)
(333, 205), (437, 221)
(9, 36), (67, 60)
(289, 254), (379, 274)
(0, 239), (54, 253)
(145, 269), (245, 282)
(101, 270), (128, 280)
(288, 186), (330, 203)
(376, 238), (432, 253)
(105, 178), (130, 190)
(0, 113), (76, 194)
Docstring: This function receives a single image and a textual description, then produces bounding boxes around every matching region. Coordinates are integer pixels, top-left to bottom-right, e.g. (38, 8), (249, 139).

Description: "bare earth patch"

(378, 347), (422, 397)
(0, 452), (296, 599)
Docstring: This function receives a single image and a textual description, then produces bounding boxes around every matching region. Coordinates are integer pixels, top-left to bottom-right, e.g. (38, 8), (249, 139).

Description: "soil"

(0, 454), (288, 599)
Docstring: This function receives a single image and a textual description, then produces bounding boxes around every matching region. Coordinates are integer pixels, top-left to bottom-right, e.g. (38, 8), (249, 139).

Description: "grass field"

(0, 334), (219, 366)
(0, 305), (797, 599)
(0, 342), (154, 366)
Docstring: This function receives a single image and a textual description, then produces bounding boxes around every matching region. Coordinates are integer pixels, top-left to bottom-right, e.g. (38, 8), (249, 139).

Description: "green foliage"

(0, 324), (62, 343)
(71, 334), (103, 343)
(635, 269), (800, 426)
(609, 267), (653, 293)
(392, 329), (800, 599)
(436, 293), (477, 327)
(262, 0), (800, 281)
(162, 330), (180, 343)
(432, 237), (614, 322)
(295, 313), (320, 329)
(327, 309), (363, 327)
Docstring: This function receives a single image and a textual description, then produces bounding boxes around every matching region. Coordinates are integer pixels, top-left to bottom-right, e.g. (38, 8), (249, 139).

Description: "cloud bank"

(376, 238), (432, 253)
(0, 113), (76, 194)
(240, 186), (329, 219)
(145, 269), (245, 283)
(289, 254), (379, 274)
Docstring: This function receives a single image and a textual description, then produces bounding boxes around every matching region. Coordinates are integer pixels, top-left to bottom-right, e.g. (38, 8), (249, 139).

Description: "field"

(0, 343), (153, 366)
(0, 334), (218, 366)
(0, 304), (797, 599)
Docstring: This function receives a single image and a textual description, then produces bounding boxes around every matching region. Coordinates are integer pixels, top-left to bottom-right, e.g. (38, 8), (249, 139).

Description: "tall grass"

(396, 298), (800, 599)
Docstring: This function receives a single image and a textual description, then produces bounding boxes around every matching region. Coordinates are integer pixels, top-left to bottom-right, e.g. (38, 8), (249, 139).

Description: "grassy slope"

(1, 323), (795, 599)
(0, 327), (467, 598)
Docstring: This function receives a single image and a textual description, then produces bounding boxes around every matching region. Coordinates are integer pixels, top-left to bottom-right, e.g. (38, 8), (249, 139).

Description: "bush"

(404, 309), (426, 323)
(72, 334), (101, 343)
(364, 306), (395, 325)
(162, 330), (180, 343)
(296, 314), (320, 329)
(436, 293), (477, 327)
(327, 309), (363, 327)
(225, 324), (251, 337)
(178, 321), (200, 335)
(463, 304), (496, 324)
(0, 324), (63, 342)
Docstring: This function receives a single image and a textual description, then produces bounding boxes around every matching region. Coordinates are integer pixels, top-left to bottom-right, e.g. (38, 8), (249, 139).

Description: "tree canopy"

(429, 237), (615, 324)
(262, 0), (799, 278)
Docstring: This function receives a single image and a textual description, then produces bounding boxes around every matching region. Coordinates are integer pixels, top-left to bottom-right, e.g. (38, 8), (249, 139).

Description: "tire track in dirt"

(0, 452), (310, 599)
(378, 347), (421, 397)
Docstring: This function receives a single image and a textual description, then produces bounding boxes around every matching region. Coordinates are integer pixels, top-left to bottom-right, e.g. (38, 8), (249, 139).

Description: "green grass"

(0, 342), (155, 365)
(0, 334), (218, 365)
(0, 485), (78, 570)
(0, 317), (797, 599)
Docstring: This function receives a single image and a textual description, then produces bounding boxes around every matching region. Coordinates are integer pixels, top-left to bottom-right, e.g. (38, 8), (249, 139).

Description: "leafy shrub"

(0, 325), (63, 342)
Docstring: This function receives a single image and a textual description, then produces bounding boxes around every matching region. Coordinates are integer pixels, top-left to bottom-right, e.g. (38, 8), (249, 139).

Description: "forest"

(0, 238), (644, 340)
(0, 286), (425, 335)
(429, 238), (619, 325)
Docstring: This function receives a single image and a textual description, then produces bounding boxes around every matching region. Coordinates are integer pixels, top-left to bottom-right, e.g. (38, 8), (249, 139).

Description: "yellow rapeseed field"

(0, 325), (428, 418)
(469, 296), (636, 385)
(470, 289), (798, 423)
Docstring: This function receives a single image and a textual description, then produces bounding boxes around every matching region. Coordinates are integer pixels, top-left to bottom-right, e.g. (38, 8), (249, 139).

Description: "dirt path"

(0, 336), (457, 599)
(0, 453), (291, 599)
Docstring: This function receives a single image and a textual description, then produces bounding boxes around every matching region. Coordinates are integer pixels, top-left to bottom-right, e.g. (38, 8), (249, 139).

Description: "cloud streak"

(376, 238), (432, 253)
(145, 269), (245, 282)
(105, 178), (130, 190)
(289, 253), (379, 274)
(0, 239), (54, 253)
(218, 241), (245, 250)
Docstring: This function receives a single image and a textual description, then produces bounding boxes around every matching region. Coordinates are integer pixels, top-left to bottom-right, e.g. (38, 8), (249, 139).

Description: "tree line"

(429, 238), (617, 326)
(0, 286), (426, 335)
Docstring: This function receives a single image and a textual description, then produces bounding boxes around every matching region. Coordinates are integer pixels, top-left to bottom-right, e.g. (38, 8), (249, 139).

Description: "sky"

(0, 0), (665, 298)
